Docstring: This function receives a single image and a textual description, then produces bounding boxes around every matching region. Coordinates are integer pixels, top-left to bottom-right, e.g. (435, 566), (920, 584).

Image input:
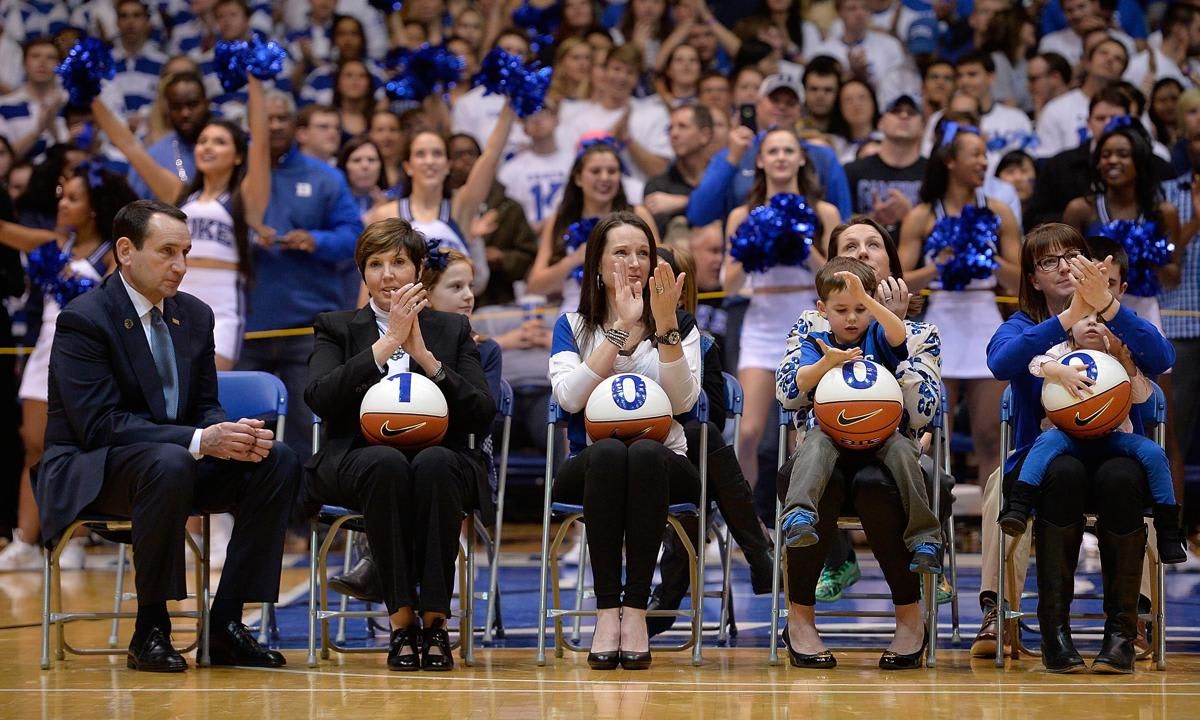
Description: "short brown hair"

(815, 256), (878, 301)
(355, 219), (428, 278)
(605, 44), (643, 72)
(296, 104), (337, 128)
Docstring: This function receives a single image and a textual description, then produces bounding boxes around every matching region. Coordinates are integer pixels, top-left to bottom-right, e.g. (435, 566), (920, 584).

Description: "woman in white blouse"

(548, 211), (703, 671)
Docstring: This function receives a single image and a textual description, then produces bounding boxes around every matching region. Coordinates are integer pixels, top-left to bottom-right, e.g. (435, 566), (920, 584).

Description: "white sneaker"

(59, 538), (87, 570)
(1079, 532), (1101, 574)
(208, 513), (233, 570)
(0, 531), (42, 571)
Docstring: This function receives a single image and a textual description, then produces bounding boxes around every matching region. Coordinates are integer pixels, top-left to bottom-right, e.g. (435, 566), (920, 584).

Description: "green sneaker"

(814, 558), (862, 603)
(919, 575), (955, 605)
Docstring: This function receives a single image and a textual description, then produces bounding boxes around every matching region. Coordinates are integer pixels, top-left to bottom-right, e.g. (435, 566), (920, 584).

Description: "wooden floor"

(3, 563), (1199, 719)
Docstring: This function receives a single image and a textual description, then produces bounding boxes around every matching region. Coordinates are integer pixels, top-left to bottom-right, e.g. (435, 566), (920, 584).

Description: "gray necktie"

(149, 307), (178, 421)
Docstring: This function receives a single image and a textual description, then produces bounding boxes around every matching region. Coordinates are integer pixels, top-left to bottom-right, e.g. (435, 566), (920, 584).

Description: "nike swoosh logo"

(381, 420), (427, 437)
(1074, 398), (1114, 426)
(612, 428), (651, 442)
(837, 408), (883, 426)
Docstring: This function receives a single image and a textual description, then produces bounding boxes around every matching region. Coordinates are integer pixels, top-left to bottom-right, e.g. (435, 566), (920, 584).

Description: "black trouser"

(656, 421), (770, 597)
(314, 445), (476, 616)
(553, 438), (700, 609)
(86, 442), (299, 605)
(777, 454), (920, 607)
(1036, 455), (1148, 532)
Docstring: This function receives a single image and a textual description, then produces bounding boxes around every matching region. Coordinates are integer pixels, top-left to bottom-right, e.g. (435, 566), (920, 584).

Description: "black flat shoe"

(586, 650), (620, 670)
(208, 620), (286, 668)
(781, 629), (836, 669)
(879, 632), (927, 671)
(127, 627), (188, 673)
(387, 626), (420, 672)
(420, 619), (454, 671)
(619, 649), (652, 670)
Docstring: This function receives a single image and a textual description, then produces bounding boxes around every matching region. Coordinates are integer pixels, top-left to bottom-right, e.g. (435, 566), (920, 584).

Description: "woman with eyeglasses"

(898, 112), (1021, 492)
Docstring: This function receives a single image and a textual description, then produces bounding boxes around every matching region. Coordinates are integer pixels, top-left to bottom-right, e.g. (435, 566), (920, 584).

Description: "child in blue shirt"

(778, 257), (941, 573)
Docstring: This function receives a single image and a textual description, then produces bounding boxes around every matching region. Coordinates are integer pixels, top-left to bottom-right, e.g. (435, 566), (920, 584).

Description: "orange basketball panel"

(361, 412), (450, 449)
(585, 415), (673, 445)
(1044, 382), (1133, 439)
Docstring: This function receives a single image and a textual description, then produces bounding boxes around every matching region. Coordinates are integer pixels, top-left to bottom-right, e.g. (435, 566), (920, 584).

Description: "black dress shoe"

(619, 649), (652, 670)
(208, 620), (287, 668)
(747, 548), (776, 596)
(645, 593), (680, 638)
(387, 626), (420, 672)
(781, 629), (836, 669)
(586, 649), (620, 670)
(328, 555), (383, 604)
(127, 627), (188, 673)
(879, 632), (927, 671)
(420, 619), (454, 671)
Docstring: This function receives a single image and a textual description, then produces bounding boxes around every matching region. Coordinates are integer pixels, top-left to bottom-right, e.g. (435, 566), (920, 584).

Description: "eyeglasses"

(1036, 251), (1082, 272)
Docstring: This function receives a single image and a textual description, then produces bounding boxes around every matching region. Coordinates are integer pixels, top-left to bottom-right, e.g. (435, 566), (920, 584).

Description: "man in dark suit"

(35, 200), (300, 673)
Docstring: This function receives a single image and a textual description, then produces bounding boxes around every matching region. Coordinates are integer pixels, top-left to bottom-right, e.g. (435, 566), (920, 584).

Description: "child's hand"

(1044, 360), (1095, 400)
(816, 338), (864, 365)
(1101, 326), (1138, 376)
(835, 271), (869, 302)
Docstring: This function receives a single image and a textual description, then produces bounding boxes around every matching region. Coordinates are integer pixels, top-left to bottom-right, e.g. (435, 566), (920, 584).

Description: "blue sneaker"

(909, 542), (941, 574)
(782, 509), (819, 548)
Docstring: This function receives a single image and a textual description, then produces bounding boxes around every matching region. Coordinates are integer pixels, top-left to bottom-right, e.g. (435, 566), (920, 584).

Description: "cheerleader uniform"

(178, 192), (245, 362)
(18, 238), (111, 403)
(922, 191), (1004, 379)
(1087, 195), (1164, 331)
(739, 263), (818, 372)
(397, 197), (469, 255)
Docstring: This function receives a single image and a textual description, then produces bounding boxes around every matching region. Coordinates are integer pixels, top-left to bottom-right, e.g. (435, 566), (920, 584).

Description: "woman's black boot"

(1092, 524), (1146, 674)
(1034, 519), (1087, 673)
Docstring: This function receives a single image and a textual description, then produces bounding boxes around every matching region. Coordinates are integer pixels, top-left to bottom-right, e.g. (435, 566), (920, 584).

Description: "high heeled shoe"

(420, 618), (454, 671)
(586, 649), (620, 670)
(781, 629), (836, 669)
(386, 625), (421, 672)
(619, 649), (652, 670)
(878, 630), (928, 670)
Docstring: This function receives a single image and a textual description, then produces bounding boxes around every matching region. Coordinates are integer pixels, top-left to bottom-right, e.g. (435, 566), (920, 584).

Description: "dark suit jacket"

(35, 273), (225, 542)
(303, 306), (496, 510)
(1027, 144), (1178, 231)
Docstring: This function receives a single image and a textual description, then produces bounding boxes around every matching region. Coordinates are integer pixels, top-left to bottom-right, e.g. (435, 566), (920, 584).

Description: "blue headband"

(1102, 115), (1135, 134)
(940, 120), (980, 147)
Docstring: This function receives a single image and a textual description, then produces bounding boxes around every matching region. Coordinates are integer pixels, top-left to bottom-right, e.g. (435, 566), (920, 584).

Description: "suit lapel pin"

(171, 317), (180, 326)
(124, 318), (134, 329)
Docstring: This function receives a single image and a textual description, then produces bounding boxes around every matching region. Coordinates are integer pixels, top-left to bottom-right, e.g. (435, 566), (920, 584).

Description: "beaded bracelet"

(605, 328), (629, 349)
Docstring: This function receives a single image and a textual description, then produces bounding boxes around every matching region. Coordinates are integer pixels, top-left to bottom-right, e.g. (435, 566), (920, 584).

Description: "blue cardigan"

(986, 306), (1175, 474)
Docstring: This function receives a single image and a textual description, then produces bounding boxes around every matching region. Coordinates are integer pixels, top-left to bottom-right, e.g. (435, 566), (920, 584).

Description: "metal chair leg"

(307, 520), (320, 667)
(40, 548), (51, 670)
(570, 526), (589, 645)
(484, 415), (511, 645)
(109, 543), (127, 647)
(535, 420), (556, 666)
(336, 529), (353, 644)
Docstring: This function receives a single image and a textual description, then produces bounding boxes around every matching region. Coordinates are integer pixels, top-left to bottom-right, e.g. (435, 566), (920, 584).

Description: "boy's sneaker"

(781, 509), (819, 548)
(908, 542), (941, 574)
(0, 530), (42, 571)
(814, 558), (862, 602)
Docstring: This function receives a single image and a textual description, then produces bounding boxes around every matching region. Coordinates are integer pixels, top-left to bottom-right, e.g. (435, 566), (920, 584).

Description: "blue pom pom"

(57, 37), (116, 108)
(729, 193), (816, 273)
(512, 2), (561, 53)
(564, 217), (598, 281)
(214, 39), (250, 92)
(474, 47), (524, 97)
(473, 47), (553, 118)
(1095, 219), (1174, 297)
(385, 44), (463, 103)
(244, 33), (287, 81)
(27, 241), (99, 308)
(923, 204), (1000, 291)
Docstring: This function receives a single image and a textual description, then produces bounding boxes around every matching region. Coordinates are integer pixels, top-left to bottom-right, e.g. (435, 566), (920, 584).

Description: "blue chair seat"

(550, 502), (699, 518)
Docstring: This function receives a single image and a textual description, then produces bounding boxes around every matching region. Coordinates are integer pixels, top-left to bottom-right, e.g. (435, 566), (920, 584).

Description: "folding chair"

(704, 372), (743, 644)
(535, 389), (710, 666)
(995, 383), (1167, 670)
(305, 416), (480, 667)
(480, 378), (514, 644)
(768, 383), (951, 667)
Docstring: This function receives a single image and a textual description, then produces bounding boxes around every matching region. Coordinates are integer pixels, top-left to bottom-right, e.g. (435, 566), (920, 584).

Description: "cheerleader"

(724, 126), (840, 493)
(1063, 117), (1183, 331)
(526, 138), (658, 314)
(0, 164), (137, 570)
(898, 114), (1020, 486)
(91, 76), (270, 370)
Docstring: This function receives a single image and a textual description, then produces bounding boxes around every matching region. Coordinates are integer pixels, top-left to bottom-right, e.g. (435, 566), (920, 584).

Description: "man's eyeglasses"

(1036, 251), (1082, 272)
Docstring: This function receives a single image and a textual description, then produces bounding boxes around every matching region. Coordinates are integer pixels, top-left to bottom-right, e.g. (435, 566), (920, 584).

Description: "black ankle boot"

(999, 482), (1039, 537)
(1034, 519), (1087, 673)
(1092, 524), (1147, 674)
(1153, 504), (1187, 564)
(706, 444), (775, 594)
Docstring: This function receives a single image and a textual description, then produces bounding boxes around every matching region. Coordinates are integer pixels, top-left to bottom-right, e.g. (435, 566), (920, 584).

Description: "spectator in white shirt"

(557, 44), (673, 204)
(1124, 4), (1200, 94)
(0, 38), (65, 161)
(1037, 34), (1129, 158)
(923, 52), (1035, 174)
(1039, 0), (1136, 67)
(497, 100), (575, 233)
(1028, 52), (1073, 121)
(805, 0), (906, 96)
(450, 28), (531, 160)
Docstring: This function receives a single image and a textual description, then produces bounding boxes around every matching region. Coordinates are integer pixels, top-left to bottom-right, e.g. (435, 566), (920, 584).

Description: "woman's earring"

(596, 273), (604, 289)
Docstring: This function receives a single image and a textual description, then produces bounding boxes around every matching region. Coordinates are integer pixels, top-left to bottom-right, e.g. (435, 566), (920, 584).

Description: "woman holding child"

(986, 224), (1175, 675)
(773, 218), (944, 671)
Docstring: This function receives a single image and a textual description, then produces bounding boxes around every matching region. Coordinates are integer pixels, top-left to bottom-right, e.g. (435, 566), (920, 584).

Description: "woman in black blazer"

(304, 218), (495, 672)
